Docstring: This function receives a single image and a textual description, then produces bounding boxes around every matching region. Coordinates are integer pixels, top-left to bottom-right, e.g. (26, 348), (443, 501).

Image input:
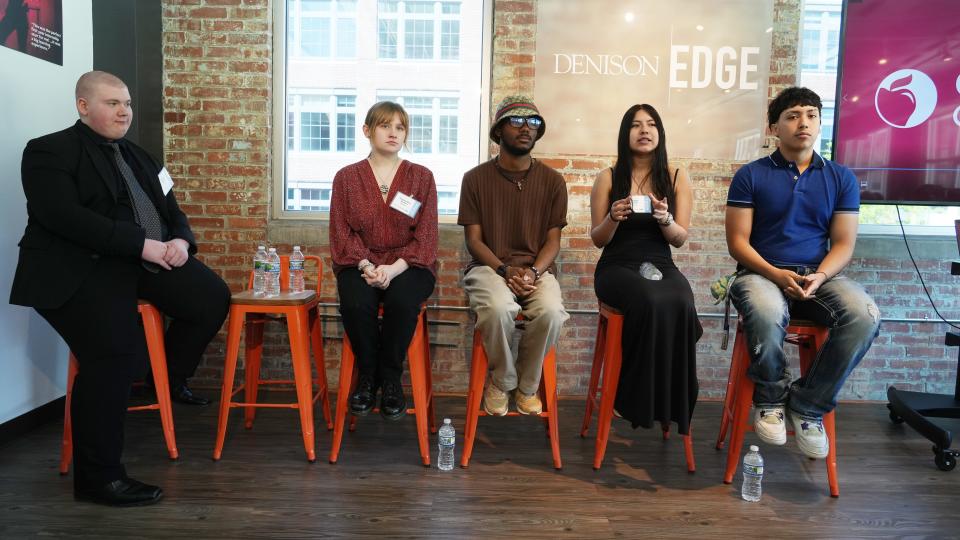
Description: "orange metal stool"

(329, 305), (436, 466)
(60, 300), (178, 474)
(461, 315), (562, 469)
(718, 319), (839, 497)
(213, 255), (332, 463)
(580, 303), (696, 472)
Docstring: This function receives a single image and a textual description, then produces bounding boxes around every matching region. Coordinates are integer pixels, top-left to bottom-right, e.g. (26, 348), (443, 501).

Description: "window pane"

(301, 18), (331, 57)
(378, 0), (398, 13)
(337, 113), (355, 151)
(441, 20), (459, 60)
(301, 112), (330, 151)
(404, 19), (434, 59)
(378, 19), (398, 58)
(303, 0), (332, 11)
(439, 115), (457, 153)
(337, 0), (357, 12)
(287, 112), (295, 149)
(405, 1), (433, 14)
(409, 114), (432, 153)
(801, 29), (820, 70)
(441, 2), (460, 14)
(337, 18), (356, 57)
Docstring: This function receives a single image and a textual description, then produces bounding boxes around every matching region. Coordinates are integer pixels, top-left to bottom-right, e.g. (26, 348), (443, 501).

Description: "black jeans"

(38, 256), (230, 488)
(336, 267), (435, 383)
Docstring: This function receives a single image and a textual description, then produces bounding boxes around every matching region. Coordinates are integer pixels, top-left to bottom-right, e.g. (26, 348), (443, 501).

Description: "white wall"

(0, 1), (92, 425)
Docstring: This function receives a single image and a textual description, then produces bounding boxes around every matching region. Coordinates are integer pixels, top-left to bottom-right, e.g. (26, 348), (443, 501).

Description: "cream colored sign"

(533, 0), (774, 159)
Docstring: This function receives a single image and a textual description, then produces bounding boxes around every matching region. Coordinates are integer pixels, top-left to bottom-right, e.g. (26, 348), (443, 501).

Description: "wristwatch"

(496, 264), (508, 277)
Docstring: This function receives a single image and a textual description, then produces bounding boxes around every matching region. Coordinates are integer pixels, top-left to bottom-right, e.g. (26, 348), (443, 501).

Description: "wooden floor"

(0, 395), (957, 538)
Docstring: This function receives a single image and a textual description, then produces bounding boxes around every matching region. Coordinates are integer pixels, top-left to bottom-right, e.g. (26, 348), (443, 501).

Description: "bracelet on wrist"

(657, 212), (674, 227)
(358, 260), (374, 272)
(530, 266), (541, 281)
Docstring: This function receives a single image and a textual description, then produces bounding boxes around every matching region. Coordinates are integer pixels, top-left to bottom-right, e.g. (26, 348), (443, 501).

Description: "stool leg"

(243, 317), (264, 429)
(461, 331), (487, 468)
(723, 364), (754, 484)
(214, 307), (245, 461)
(683, 427), (696, 473)
(662, 422), (670, 440)
(542, 347), (562, 470)
(594, 314), (623, 470)
(60, 354), (79, 475)
(407, 311), (431, 467)
(309, 308), (333, 430)
(421, 311), (437, 434)
(141, 304), (178, 460)
(288, 309), (316, 463)
(329, 334), (356, 464)
(824, 411), (839, 497)
(716, 326), (746, 450)
(580, 314), (606, 438)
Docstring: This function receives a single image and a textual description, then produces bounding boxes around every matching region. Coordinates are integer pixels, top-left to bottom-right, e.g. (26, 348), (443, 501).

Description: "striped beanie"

(489, 95), (546, 143)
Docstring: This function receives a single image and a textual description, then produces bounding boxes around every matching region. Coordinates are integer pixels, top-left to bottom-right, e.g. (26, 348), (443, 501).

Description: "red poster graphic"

(0, 0), (62, 66)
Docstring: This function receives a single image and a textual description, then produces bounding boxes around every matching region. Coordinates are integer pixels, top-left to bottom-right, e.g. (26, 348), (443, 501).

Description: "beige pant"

(463, 266), (569, 395)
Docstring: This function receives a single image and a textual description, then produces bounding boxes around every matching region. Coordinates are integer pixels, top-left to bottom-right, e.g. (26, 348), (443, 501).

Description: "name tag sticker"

(389, 191), (421, 218)
(158, 167), (174, 195)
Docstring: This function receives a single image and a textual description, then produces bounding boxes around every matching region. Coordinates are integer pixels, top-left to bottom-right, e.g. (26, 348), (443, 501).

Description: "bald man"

(9, 71), (230, 506)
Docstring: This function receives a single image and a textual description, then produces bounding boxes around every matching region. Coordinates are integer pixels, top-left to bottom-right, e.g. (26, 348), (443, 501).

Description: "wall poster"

(0, 0), (63, 66)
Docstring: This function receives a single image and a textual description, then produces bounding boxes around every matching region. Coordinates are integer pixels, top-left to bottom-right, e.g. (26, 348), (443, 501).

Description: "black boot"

(380, 380), (406, 421)
(350, 375), (378, 416)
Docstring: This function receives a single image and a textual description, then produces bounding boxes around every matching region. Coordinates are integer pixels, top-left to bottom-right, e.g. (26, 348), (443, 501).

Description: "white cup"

(630, 195), (651, 213)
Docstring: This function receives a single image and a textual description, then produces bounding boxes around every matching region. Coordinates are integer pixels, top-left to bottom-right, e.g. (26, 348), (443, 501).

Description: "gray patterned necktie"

(105, 142), (163, 272)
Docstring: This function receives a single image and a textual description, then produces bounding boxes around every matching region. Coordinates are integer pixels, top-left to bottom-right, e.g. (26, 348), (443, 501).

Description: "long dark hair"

(611, 104), (674, 206)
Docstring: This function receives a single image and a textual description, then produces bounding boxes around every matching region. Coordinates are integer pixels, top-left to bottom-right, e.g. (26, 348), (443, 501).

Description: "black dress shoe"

(171, 383), (211, 406)
(380, 380), (406, 421)
(350, 375), (378, 416)
(75, 478), (163, 507)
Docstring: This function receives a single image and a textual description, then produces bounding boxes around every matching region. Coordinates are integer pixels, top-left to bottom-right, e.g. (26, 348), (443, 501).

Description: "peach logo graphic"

(874, 69), (938, 128)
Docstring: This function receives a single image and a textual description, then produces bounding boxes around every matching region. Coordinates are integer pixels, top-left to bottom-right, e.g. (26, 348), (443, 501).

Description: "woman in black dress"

(590, 103), (702, 434)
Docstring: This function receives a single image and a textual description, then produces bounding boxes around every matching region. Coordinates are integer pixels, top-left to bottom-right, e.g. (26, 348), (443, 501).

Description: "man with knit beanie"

(458, 95), (570, 416)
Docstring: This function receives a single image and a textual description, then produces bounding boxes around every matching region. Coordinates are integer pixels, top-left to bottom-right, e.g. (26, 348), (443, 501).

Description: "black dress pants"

(38, 256), (230, 489)
(336, 267), (435, 383)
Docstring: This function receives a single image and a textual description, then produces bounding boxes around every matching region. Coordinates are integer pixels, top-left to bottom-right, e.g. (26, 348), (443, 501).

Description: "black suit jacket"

(9, 121), (197, 310)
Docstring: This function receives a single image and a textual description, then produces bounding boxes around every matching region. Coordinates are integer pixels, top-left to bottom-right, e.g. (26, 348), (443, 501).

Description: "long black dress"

(594, 206), (702, 434)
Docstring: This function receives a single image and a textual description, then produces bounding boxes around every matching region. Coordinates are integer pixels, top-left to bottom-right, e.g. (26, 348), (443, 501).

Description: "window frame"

(271, 0), (494, 221)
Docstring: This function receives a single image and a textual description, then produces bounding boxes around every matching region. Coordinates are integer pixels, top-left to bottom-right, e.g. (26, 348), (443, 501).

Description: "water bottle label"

(743, 464), (763, 475)
(439, 435), (454, 445)
(267, 262), (280, 273)
(254, 261), (263, 270)
(289, 260), (304, 271)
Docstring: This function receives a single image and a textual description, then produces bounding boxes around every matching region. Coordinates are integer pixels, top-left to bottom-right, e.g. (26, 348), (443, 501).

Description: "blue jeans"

(728, 270), (880, 418)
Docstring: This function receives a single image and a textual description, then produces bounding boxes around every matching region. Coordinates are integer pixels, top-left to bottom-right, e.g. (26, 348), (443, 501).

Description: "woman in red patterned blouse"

(329, 101), (438, 420)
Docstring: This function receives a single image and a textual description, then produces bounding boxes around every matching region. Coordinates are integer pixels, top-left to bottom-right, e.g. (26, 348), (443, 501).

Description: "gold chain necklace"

(493, 155), (534, 192)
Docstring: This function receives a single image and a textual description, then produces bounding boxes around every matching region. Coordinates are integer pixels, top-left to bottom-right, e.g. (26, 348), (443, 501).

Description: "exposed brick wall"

(162, 0), (959, 402)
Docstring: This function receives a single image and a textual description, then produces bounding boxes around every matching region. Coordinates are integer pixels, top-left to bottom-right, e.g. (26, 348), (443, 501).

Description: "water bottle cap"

(294, 246), (301, 250)
(443, 418), (452, 424)
(258, 245), (265, 250)
(268, 247), (276, 252)
(749, 445), (759, 452)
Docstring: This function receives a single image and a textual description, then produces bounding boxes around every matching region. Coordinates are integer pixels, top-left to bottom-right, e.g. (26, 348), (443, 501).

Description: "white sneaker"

(753, 405), (787, 445)
(789, 410), (829, 459)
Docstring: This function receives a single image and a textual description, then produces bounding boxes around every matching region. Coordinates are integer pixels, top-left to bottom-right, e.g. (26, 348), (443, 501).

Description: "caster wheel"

(934, 449), (956, 472)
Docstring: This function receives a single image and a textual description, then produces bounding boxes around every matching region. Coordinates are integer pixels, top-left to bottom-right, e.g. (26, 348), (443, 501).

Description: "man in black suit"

(9, 71), (231, 506)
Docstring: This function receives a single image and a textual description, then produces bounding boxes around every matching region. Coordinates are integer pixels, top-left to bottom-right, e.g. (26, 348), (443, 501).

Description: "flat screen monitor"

(833, 0), (960, 205)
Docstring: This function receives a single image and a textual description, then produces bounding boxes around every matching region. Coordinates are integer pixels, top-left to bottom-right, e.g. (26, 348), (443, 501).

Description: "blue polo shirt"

(727, 149), (860, 267)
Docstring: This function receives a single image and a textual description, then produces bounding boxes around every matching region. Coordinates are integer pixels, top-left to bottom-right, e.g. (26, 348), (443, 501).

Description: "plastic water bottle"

(289, 246), (305, 293)
(253, 245), (267, 295)
(264, 247), (281, 297)
(741, 445), (764, 502)
(639, 262), (663, 280)
(437, 418), (455, 471)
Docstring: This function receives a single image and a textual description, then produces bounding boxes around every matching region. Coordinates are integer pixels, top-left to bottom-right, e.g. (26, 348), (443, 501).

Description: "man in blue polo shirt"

(725, 87), (880, 459)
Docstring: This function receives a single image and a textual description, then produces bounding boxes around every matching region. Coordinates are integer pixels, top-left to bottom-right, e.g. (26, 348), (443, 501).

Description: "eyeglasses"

(506, 116), (543, 129)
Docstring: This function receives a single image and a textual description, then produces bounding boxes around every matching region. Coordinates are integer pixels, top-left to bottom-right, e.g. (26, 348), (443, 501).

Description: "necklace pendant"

(379, 184), (389, 194)
(517, 181), (523, 192)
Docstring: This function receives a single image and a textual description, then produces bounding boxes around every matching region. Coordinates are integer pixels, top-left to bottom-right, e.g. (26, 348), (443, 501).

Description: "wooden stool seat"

(213, 255), (332, 463)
